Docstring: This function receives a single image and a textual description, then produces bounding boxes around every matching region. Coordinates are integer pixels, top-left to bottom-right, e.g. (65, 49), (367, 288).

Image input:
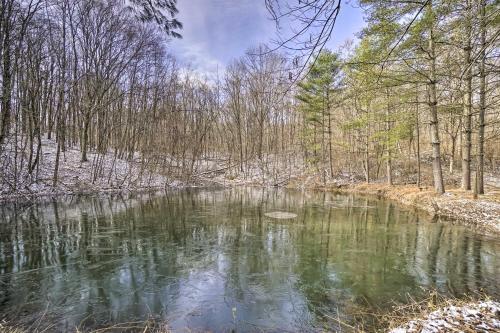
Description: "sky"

(170, 0), (366, 76)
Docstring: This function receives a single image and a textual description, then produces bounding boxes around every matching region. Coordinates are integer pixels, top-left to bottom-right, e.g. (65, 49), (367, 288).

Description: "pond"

(0, 188), (499, 332)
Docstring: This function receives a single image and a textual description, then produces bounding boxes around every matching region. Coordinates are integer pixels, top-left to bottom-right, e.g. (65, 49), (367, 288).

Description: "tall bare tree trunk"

(461, 0), (472, 190)
(427, 0), (445, 194)
(415, 85), (421, 188)
(365, 125), (370, 183)
(386, 91), (392, 185)
(327, 102), (333, 178)
(477, 0), (486, 194)
(0, 0), (13, 149)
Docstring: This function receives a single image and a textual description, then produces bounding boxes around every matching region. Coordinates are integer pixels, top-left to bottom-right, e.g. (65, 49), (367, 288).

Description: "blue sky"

(170, 0), (366, 75)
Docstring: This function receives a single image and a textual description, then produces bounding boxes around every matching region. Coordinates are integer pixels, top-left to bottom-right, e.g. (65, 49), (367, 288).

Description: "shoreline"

(388, 299), (500, 333)
(1, 181), (499, 236)
(0, 185), (167, 204)
(330, 182), (500, 236)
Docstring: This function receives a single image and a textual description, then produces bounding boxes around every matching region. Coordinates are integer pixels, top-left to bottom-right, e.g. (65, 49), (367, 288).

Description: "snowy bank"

(0, 137), (180, 202)
(336, 183), (500, 235)
(390, 301), (500, 333)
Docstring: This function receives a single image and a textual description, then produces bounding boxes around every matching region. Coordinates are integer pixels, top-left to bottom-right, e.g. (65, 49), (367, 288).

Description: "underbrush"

(2, 292), (498, 333)
(338, 182), (500, 235)
(351, 291), (498, 332)
(0, 319), (172, 333)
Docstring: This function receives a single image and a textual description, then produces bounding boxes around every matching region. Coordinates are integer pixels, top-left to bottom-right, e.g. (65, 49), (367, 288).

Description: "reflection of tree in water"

(288, 196), (498, 330)
(0, 188), (498, 331)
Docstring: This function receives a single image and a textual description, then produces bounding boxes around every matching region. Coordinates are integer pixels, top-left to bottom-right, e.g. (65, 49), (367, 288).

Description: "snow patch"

(390, 301), (500, 333)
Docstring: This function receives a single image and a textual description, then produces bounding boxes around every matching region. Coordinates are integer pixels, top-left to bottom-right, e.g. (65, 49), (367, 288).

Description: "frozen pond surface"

(0, 188), (498, 332)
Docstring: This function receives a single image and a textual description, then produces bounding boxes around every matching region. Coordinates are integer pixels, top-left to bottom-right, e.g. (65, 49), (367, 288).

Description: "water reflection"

(0, 188), (498, 332)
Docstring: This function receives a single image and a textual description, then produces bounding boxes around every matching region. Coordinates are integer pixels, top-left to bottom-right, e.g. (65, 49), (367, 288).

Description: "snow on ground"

(0, 137), (174, 201)
(197, 153), (306, 187)
(343, 183), (500, 235)
(390, 301), (500, 333)
(433, 196), (500, 233)
(2, 136), (500, 236)
(197, 154), (364, 189)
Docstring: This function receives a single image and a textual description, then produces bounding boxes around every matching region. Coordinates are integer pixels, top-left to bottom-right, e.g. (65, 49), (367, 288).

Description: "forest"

(0, 0), (498, 197)
(0, 1), (500, 332)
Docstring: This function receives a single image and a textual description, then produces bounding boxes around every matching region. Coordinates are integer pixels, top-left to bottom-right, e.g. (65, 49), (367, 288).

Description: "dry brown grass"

(346, 182), (500, 202)
(350, 291), (496, 333)
(3, 294), (497, 333)
(334, 182), (500, 235)
(0, 323), (24, 333)
(378, 292), (467, 331)
(0, 319), (172, 333)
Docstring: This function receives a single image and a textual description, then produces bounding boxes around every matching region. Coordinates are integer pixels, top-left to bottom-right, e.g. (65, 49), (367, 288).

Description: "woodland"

(1, 1), (500, 332)
(0, 0), (499, 196)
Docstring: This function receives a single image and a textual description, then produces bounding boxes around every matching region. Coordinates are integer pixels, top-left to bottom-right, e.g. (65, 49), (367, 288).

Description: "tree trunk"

(427, 1), (445, 194)
(449, 136), (456, 174)
(81, 115), (90, 162)
(365, 130), (370, 183)
(416, 86), (421, 188)
(461, 0), (472, 190)
(327, 101), (334, 177)
(386, 92), (392, 185)
(477, 0), (486, 194)
(0, 3), (12, 149)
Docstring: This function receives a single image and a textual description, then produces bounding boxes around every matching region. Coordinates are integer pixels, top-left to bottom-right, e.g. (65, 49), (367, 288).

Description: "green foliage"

(128, 0), (182, 37)
(295, 50), (342, 166)
(372, 119), (414, 147)
(296, 51), (341, 115)
(342, 112), (371, 131)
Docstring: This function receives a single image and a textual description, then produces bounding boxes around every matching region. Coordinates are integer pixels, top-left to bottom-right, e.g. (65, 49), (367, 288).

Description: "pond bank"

(2, 300), (498, 333)
(202, 168), (500, 235)
(0, 185), (168, 204)
(330, 183), (500, 235)
(2, 178), (499, 236)
(0, 137), (178, 204)
(388, 299), (500, 333)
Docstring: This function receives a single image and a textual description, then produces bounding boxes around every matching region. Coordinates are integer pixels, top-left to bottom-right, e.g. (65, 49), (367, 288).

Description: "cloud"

(170, 0), (274, 76)
(174, 41), (224, 80)
(168, 0), (365, 77)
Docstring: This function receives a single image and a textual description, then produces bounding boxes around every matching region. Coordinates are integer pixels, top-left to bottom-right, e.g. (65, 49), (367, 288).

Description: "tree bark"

(477, 0), (486, 194)
(0, 0), (13, 149)
(461, 0), (472, 190)
(427, 0), (445, 194)
(416, 85), (421, 188)
(386, 91), (392, 185)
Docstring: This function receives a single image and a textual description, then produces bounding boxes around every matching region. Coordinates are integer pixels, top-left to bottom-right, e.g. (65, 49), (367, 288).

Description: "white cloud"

(169, 0), (274, 76)
(168, 0), (365, 77)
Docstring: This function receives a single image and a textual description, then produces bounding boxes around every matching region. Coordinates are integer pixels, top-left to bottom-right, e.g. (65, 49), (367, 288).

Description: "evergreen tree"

(296, 51), (341, 177)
